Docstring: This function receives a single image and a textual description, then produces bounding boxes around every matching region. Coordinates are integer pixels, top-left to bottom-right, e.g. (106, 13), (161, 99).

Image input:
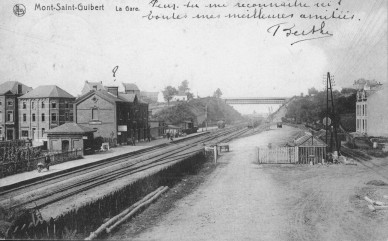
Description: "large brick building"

(75, 86), (148, 145)
(18, 85), (76, 146)
(0, 81), (32, 140)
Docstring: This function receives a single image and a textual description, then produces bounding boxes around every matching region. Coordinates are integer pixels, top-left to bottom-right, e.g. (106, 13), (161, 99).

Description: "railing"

(0, 149), (83, 178)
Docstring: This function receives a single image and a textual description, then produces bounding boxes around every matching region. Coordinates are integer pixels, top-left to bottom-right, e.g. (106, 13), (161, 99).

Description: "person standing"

(44, 153), (51, 171)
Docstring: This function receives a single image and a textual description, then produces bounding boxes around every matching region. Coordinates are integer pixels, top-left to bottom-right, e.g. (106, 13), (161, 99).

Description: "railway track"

(1, 125), (249, 211)
(0, 132), (213, 196)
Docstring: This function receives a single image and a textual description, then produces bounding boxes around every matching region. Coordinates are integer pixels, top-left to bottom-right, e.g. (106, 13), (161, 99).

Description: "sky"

(0, 0), (387, 99)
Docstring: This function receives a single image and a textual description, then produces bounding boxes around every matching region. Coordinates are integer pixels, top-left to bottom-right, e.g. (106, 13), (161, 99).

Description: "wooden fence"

(258, 146), (326, 164)
(0, 149), (83, 178)
(258, 147), (298, 164)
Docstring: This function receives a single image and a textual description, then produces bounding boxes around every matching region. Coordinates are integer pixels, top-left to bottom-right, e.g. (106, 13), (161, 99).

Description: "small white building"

(171, 95), (187, 102)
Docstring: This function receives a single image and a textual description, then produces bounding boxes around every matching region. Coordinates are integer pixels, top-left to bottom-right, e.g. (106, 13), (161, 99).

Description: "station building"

(0, 81), (32, 141)
(75, 86), (148, 145)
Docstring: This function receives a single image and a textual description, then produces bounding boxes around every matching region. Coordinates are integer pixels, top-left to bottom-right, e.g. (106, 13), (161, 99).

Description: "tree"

(178, 80), (190, 93)
(213, 88), (223, 98)
(186, 92), (194, 100)
(178, 80), (194, 100)
(308, 87), (319, 96)
(162, 86), (178, 105)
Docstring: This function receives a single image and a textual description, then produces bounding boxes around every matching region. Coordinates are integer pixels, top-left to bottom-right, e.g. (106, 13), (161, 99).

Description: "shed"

(288, 132), (327, 164)
(45, 123), (96, 154)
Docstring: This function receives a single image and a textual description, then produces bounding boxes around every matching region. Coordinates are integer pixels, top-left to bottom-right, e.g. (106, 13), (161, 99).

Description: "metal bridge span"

(224, 97), (289, 105)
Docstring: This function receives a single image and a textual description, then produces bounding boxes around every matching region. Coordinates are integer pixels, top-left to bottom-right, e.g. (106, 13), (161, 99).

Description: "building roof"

(122, 83), (140, 91)
(45, 123), (96, 135)
(85, 81), (105, 90)
(119, 93), (137, 102)
(0, 81), (32, 95)
(19, 85), (74, 99)
(76, 89), (141, 105)
(167, 125), (182, 129)
(288, 133), (327, 147)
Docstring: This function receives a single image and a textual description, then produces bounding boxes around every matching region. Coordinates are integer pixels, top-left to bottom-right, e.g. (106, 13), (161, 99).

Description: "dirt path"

(129, 126), (300, 241)
(110, 125), (388, 241)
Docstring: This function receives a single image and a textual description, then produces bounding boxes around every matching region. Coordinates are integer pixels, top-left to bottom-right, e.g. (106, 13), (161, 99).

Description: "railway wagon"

(217, 120), (226, 129)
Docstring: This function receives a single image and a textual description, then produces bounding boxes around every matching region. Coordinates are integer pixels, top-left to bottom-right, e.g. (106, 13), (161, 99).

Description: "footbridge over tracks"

(224, 97), (289, 105)
(224, 97), (291, 115)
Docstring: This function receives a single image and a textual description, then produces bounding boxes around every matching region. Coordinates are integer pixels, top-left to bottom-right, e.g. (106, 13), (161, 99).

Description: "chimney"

(17, 84), (22, 95)
(107, 86), (119, 97)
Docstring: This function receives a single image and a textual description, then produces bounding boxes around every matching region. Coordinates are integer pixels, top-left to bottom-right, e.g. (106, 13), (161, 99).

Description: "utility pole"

(325, 72), (340, 155)
(205, 104), (208, 131)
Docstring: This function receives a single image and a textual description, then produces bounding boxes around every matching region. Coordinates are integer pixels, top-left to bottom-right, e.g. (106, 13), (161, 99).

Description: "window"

(21, 130), (28, 137)
(41, 101), (45, 108)
(51, 102), (57, 108)
(365, 104), (367, 116)
(32, 102), (35, 109)
(92, 108), (98, 120)
(65, 102), (69, 108)
(365, 120), (367, 132)
(6, 111), (13, 122)
(41, 128), (45, 137)
(69, 113), (74, 122)
(42, 113), (45, 122)
(65, 113), (69, 121)
(0, 111), (2, 122)
(69, 103), (73, 109)
(7, 100), (13, 106)
(23, 113), (26, 122)
(51, 113), (57, 122)
(32, 113), (36, 122)
(93, 85), (98, 90)
(23, 102), (26, 109)
(362, 105), (365, 116)
(0, 101), (2, 106)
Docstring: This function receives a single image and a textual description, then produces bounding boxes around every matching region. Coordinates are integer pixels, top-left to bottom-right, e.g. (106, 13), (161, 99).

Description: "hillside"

(282, 88), (357, 131)
(152, 97), (243, 126)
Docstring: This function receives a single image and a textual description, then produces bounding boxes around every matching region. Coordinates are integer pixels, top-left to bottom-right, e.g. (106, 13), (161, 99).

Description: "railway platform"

(0, 132), (207, 190)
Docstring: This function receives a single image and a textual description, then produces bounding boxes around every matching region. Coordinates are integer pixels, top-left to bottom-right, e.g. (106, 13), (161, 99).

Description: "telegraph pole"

(325, 72), (340, 155)
(205, 104), (208, 131)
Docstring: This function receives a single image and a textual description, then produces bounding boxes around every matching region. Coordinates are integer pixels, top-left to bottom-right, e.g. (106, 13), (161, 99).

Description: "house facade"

(355, 81), (387, 137)
(363, 86), (388, 137)
(81, 81), (105, 95)
(75, 87), (148, 145)
(18, 85), (75, 146)
(0, 81), (32, 141)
